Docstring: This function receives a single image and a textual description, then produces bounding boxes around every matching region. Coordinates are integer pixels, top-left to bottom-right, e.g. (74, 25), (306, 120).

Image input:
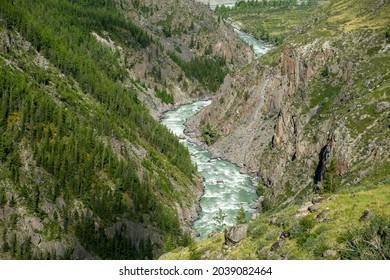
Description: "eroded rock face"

(224, 224), (248, 245)
(188, 29), (388, 210)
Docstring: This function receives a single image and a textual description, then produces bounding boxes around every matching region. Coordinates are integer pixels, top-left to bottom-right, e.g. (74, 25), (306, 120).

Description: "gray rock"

(316, 211), (328, 221)
(279, 231), (290, 239)
(323, 249), (337, 258)
(280, 252), (288, 260)
(376, 101), (390, 112)
(312, 197), (323, 204)
(308, 205), (319, 213)
(359, 209), (373, 221)
(270, 240), (284, 252)
(224, 224), (248, 245)
(72, 244), (95, 260)
(269, 216), (278, 225)
(296, 201), (313, 217)
(251, 212), (260, 220)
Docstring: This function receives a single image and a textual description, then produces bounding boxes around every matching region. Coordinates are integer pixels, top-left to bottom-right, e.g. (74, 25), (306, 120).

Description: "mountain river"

(161, 26), (271, 239)
(161, 101), (257, 239)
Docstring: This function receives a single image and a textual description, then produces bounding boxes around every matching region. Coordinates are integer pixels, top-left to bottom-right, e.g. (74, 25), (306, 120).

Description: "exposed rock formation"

(224, 224), (248, 245)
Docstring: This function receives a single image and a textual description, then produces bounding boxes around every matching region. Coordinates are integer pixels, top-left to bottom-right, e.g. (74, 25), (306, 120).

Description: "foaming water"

(161, 101), (257, 239)
(234, 28), (272, 57)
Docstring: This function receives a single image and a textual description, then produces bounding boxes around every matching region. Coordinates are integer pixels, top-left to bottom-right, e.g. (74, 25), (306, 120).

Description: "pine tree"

(235, 207), (247, 224)
(213, 208), (227, 232)
(323, 156), (338, 193)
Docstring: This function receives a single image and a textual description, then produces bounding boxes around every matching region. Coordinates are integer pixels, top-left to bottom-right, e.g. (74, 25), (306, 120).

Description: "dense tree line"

(168, 51), (228, 92)
(0, 0), (195, 259)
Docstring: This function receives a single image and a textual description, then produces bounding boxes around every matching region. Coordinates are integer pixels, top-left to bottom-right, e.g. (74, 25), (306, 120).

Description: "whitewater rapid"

(161, 101), (257, 239)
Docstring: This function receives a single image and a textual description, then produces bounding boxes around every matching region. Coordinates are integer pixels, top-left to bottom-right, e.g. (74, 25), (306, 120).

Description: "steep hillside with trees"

(0, 0), (249, 259)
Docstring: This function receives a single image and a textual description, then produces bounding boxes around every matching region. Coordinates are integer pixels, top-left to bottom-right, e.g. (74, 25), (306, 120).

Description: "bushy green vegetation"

(168, 51), (228, 92)
(201, 122), (220, 145)
(155, 88), (175, 104)
(341, 216), (390, 260)
(0, 0), (196, 259)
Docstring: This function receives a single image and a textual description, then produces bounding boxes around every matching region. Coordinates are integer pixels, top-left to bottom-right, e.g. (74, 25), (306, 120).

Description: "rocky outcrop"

(189, 24), (389, 208)
(224, 224), (248, 245)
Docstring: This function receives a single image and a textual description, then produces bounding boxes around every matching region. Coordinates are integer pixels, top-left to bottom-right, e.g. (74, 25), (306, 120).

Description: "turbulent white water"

(234, 28), (272, 57)
(161, 101), (258, 239)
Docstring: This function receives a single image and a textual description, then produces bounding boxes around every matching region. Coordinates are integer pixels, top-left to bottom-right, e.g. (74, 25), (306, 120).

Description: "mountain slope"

(0, 0), (249, 259)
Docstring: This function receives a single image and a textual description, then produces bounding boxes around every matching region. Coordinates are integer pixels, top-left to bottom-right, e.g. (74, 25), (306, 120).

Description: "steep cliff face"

(189, 0), (390, 206)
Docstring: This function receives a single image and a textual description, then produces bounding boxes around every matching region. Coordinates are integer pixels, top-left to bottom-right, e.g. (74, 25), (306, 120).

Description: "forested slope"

(0, 0), (245, 259)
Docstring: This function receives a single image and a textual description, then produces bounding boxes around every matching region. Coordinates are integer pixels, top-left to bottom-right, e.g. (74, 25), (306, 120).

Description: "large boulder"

(224, 224), (248, 245)
(308, 205), (319, 213)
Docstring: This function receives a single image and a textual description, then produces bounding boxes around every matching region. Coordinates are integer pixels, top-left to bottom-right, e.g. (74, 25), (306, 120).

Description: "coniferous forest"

(0, 0), (198, 259)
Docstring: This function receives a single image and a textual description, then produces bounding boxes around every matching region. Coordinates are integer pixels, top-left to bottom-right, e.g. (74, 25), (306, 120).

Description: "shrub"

(341, 216), (390, 260)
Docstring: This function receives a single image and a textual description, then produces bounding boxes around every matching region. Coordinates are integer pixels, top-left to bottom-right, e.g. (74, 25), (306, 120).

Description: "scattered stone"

(251, 212), (260, 220)
(279, 231), (290, 239)
(376, 101), (390, 112)
(359, 209), (373, 221)
(269, 216), (278, 225)
(323, 249), (337, 258)
(270, 240), (284, 252)
(280, 252), (288, 260)
(224, 224), (248, 245)
(178, 134), (187, 140)
(316, 211), (328, 221)
(31, 233), (41, 245)
(296, 201), (313, 217)
(251, 198), (263, 210)
(308, 205), (319, 213)
(312, 197), (323, 204)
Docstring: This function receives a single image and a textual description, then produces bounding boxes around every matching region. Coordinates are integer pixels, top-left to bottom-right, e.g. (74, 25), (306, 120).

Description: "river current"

(161, 101), (257, 239)
(161, 21), (270, 239)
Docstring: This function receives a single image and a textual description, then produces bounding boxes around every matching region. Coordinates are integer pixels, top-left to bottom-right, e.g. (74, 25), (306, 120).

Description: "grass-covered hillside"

(163, 184), (390, 259)
(216, 0), (322, 45)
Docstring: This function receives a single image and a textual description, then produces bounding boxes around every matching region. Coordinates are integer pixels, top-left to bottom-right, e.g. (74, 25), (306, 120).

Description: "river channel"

(161, 101), (257, 239)
(161, 20), (271, 239)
